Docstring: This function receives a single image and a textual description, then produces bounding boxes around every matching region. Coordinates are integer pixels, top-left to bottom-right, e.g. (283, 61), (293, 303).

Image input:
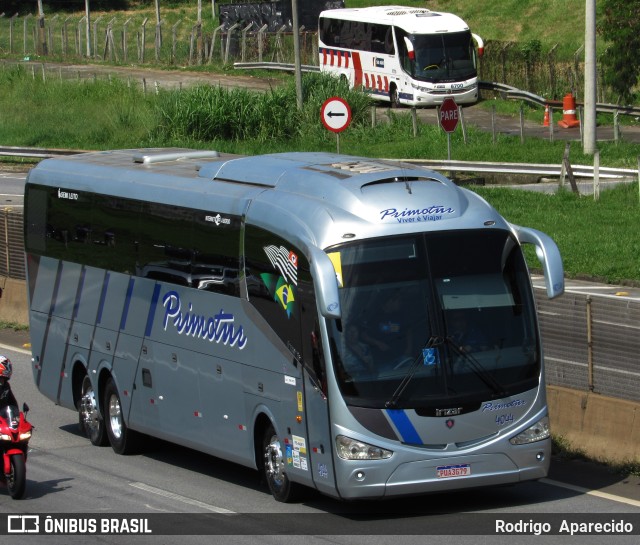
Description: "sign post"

(321, 97), (352, 153)
(439, 97), (459, 161)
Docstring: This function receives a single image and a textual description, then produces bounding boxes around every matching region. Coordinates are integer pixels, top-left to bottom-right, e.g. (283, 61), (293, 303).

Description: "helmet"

(0, 356), (12, 380)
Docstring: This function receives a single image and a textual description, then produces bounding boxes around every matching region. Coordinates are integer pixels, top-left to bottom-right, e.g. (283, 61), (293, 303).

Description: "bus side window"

(384, 26), (395, 55)
(191, 210), (241, 296)
(40, 185), (95, 265)
(90, 194), (140, 274)
(244, 226), (321, 379)
(24, 186), (47, 254)
(370, 24), (386, 54)
(136, 202), (191, 285)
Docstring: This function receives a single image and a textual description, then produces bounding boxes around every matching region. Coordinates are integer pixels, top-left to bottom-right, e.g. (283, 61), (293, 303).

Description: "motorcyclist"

(0, 356), (17, 410)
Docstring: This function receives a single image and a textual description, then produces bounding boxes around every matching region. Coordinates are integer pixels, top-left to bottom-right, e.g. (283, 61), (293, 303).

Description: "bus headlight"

(336, 435), (393, 460)
(509, 416), (550, 445)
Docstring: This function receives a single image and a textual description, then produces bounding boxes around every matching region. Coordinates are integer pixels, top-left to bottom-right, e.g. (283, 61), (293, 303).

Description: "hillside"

(350, 0), (597, 55)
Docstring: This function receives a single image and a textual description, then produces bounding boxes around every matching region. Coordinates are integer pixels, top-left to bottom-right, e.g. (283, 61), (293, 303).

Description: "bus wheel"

(390, 86), (400, 108)
(103, 377), (141, 455)
(78, 375), (108, 446)
(262, 424), (301, 502)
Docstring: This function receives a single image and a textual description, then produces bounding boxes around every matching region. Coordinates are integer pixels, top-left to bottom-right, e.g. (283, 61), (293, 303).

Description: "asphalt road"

(2, 333), (640, 544)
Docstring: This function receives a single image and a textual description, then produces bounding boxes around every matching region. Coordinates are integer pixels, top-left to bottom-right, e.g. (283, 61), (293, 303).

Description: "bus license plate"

(436, 464), (471, 478)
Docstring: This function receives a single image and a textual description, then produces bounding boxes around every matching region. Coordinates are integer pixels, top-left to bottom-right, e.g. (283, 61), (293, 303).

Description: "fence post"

(491, 105), (496, 144)
(140, 17), (148, 63)
(519, 104), (525, 143)
(547, 43), (558, 98)
(459, 105), (467, 144)
(586, 295), (594, 391)
(257, 24), (268, 62)
(3, 210), (9, 278)
(93, 15), (103, 60)
(76, 15), (85, 56)
(10, 13), (18, 54)
(241, 22), (254, 63)
(593, 149), (600, 200)
(23, 14), (32, 56)
(271, 25), (286, 64)
(171, 20), (181, 64)
(123, 18), (131, 63)
(155, 20), (163, 62)
(48, 14), (59, 56)
(62, 15), (71, 57)
(224, 22), (240, 65)
(208, 24), (224, 63)
(411, 107), (418, 138)
(154, 21), (164, 62)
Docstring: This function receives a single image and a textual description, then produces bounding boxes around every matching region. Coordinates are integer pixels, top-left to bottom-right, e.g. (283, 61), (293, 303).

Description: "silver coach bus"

(24, 149), (564, 502)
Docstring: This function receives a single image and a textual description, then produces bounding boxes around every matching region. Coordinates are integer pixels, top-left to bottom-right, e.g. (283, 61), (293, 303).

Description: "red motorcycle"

(0, 403), (33, 499)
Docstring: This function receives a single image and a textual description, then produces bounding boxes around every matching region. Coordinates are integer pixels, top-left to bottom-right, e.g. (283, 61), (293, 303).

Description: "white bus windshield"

(398, 29), (477, 83)
(327, 230), (539, 410)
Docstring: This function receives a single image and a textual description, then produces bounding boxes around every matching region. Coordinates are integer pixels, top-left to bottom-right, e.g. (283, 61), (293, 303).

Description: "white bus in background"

(318, 5), (484, 107)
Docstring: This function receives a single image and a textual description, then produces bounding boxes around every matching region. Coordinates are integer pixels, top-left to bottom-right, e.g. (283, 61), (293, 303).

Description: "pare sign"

(439, 97), (459, 133)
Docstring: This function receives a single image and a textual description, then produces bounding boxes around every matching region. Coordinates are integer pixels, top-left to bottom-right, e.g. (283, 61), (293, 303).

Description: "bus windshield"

(327, 230), (539, 410)
(399, 29), (476, 83)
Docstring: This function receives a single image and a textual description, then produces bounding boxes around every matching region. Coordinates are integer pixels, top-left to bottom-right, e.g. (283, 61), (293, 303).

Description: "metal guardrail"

(479, 81), (640, 117)
(401, 159), (638, 180)
(0, 146), (86, 159)
(1, 147), (637, 181)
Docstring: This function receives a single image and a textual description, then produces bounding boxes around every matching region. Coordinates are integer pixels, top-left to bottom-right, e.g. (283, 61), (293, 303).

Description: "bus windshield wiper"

(444, 336), (507, 398)
(385, 336), (443, 409)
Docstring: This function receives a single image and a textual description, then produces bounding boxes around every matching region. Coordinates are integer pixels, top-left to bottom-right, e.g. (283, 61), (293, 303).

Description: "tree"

(598, 0), (640, 104)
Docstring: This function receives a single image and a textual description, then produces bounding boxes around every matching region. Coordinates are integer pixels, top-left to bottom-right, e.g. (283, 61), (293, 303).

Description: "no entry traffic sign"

(439, 97), (459, 133)
(321, 97), (352, 133)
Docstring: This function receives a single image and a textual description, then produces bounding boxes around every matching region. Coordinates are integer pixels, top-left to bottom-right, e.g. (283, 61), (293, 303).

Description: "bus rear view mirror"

(512, 225), (564, 299)
(309, 246), (341, 319)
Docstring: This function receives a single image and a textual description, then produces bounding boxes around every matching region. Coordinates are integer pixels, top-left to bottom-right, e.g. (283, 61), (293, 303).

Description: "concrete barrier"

(548, 385), (640, 464)
(1, 280), (639, 464)
(0, 278), (28, 326)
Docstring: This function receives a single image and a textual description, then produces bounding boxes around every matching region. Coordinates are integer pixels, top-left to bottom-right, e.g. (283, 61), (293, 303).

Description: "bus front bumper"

(335, 439), (551, 500)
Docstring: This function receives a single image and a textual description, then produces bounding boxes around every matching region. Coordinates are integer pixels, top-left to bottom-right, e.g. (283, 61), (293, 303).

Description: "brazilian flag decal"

(261, 273), (296, 318)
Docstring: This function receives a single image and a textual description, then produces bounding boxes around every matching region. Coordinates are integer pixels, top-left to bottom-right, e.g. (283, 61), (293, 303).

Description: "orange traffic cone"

(542, 104), (550, 127)
(558, 93), (580, 129)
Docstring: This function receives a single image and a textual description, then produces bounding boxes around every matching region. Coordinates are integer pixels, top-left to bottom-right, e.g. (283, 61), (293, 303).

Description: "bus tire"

(78, 374), (108, 447)
(103, 377), (141, 455)
(390, 86), (400, 108)
(262, 424), (301, 503)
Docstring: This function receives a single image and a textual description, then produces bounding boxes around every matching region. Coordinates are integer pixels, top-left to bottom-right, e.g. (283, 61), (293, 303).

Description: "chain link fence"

(537, 290), (640, 403)
(0, 208), (25, 281)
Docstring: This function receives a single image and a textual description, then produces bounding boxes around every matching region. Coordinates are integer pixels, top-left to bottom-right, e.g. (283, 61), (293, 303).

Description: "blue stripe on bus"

(120, 277), (135, 330)
(96, 271), (110, 325)
(385, 409), (422, 445)
(145, 283), (162, 337)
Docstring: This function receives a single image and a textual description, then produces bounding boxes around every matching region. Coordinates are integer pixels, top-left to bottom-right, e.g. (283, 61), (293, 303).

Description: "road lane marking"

(541, 478), (640, 508)
(0, 342), (32, 356)
(129, 481), (236, 514)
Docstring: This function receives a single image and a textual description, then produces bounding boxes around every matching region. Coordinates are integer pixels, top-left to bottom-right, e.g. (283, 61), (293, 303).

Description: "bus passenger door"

(302, 366), (336, 497)
(300, 313), (337, 498)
